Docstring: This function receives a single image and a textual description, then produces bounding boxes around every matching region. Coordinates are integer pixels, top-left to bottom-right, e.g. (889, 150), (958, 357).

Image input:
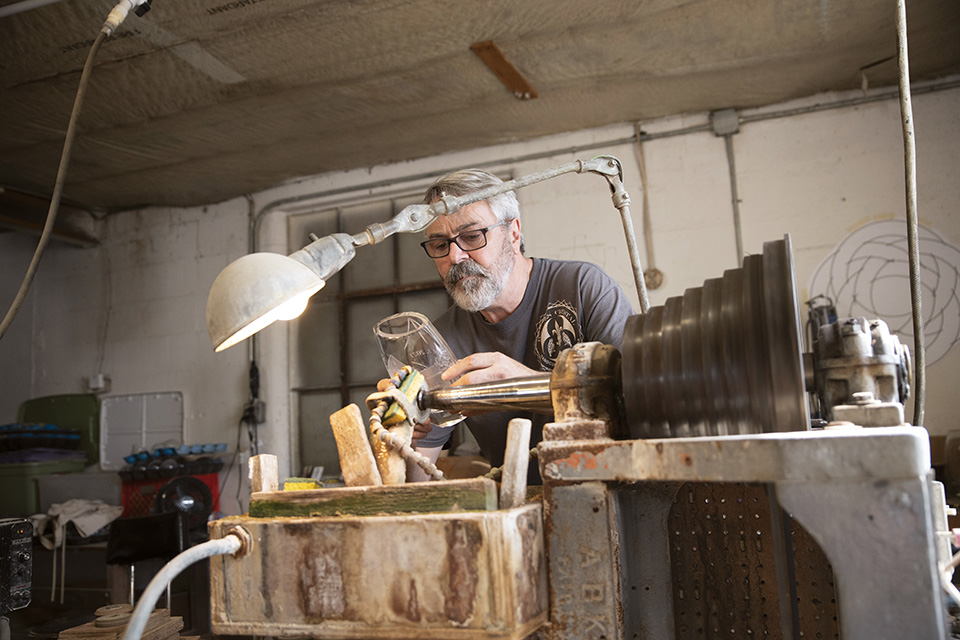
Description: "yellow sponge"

(382, 369), (425, 426)
(283, 477), (322, 491)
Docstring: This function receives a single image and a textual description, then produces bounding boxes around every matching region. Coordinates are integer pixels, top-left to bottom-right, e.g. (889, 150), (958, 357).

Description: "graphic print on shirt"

(534, 300), (582, 369)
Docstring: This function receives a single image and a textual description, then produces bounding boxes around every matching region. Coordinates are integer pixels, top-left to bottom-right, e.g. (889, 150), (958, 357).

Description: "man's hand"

(412, 421), (433, 440)
(442, 352), (539, 387)
(377, 377), (434, 440)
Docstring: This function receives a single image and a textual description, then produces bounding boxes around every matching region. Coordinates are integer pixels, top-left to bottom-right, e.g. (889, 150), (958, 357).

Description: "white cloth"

(28, 499), (124, 604)
(29, 498), (124, 550)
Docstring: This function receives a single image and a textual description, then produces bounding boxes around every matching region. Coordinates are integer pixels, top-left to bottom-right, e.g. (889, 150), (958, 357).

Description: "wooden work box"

(208, 480), (546, 639)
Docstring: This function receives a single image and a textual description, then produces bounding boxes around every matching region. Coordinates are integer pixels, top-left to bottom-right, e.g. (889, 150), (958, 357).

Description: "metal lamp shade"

(206, 252), (324, 352)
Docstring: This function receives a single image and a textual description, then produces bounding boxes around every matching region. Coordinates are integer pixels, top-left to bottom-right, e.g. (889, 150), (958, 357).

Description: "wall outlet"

(87, 373), (111, 393)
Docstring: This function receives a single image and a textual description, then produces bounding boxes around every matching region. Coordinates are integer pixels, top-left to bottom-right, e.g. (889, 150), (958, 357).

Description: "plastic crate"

(121, 473), (219, 518)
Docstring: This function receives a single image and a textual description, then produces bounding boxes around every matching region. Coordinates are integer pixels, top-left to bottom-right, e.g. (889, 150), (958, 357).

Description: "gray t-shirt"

(424, 257), (635, 482)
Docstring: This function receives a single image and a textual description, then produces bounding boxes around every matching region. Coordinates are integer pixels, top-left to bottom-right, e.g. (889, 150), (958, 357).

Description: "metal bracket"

(365, 386), (431, 426)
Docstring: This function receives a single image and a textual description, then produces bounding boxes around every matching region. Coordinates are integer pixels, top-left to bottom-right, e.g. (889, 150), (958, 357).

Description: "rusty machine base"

(538, 425), (948, 640)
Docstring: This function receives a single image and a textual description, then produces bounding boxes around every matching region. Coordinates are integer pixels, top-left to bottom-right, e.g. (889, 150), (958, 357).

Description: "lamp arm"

(429, 158), (615, 217)
(594, 157), (650, 312)
(359, 157), (620, 247)
(290, 233), (358, 279)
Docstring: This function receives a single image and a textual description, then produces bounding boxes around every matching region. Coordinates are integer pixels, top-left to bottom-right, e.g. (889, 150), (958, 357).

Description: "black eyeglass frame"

(419, 220), (511, 258)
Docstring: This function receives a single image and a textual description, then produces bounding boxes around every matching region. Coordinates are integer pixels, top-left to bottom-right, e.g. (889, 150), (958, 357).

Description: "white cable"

(102, 0), (149, 35)
(938, 543), (960, 606)
(942, 569), (960, 606)
(944, 548), (960, 574)
(121, 535), (242, 640)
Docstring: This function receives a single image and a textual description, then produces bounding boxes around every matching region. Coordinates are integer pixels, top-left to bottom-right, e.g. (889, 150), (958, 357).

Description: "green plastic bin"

(0, 456), (86, 516)
(17, 393), (100, 465)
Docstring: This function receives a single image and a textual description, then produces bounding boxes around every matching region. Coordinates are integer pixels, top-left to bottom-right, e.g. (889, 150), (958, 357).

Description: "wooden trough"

(208, 478), (547, 639)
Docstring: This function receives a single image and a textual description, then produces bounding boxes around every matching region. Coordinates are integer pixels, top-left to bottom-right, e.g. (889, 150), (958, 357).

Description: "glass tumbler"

(373, 311), (465, 428)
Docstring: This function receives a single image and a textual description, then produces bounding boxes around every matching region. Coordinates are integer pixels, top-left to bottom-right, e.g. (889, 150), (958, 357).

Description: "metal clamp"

(365, 387), (431, 425)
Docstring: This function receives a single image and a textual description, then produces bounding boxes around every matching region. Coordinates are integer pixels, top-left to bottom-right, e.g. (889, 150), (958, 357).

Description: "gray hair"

(423, 169), (524, 254)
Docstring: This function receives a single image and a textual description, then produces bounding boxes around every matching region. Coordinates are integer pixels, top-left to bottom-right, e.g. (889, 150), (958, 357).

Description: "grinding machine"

(202, 157), (948, 639)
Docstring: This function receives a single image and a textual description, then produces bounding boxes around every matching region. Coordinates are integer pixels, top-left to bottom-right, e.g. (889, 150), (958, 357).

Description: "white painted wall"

(0, 201), (253, 512)
(1, 81), (957, 515)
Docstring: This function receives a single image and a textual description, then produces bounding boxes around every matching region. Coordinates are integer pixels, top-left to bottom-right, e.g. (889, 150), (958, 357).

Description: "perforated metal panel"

(669, 482), (839, 639)
(791, 518), (840, 639)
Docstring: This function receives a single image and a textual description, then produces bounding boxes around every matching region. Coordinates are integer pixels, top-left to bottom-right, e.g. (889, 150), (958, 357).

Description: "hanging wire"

(0, 30), (107, 339)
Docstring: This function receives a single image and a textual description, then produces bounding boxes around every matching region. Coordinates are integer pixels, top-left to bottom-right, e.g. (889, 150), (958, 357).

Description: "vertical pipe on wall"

(723, 135), (744, 268)
(896, 0), (925, 427)
(632, 125), (664, 292)
(245, 194), (258, 365)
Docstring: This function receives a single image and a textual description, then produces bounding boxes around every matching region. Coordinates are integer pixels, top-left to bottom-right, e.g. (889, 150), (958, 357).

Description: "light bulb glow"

(274, 290), (312, 320)
(214, 281), (323, 352)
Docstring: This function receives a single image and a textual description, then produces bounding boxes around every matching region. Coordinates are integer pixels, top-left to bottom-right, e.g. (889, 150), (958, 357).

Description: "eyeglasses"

(419, 221), (510, 258)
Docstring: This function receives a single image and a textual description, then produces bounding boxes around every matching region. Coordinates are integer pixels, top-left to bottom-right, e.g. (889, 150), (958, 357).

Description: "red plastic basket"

(121, 473), (220, 518)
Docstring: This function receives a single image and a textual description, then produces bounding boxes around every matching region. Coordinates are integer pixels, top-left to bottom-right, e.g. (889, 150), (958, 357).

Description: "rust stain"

(406, 578), (420, 622)
(681, 453), (693, 466)
(390, 576), (421, 622)
(257, 526), (273, 620)
(515, 509), (545, 622)
(655, 442), (664, 456)
(299, 549), (346, 619)
(444, 520), (481, 624)
(559, 451), (599, 471)
(289, 523), (347, 621)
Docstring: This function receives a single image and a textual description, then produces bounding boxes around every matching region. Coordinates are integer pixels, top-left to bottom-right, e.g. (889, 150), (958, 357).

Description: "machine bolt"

(840, 318), (865, 335)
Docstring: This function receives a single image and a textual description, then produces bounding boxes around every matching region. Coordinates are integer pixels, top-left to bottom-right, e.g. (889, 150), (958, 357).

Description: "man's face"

(424, 201), (516, 312)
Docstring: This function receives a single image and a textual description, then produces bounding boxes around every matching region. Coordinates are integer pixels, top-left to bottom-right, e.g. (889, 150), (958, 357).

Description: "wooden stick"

(500, 418), (532, 509)
(248, 454), (278, 494)
(330, 404), (382, 486)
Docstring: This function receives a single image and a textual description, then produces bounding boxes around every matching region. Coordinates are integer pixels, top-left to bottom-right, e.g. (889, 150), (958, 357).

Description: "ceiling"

(1, 0), (959, 216)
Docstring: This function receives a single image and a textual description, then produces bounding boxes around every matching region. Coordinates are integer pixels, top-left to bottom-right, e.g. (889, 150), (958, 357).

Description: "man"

(408, 168), (635, 483)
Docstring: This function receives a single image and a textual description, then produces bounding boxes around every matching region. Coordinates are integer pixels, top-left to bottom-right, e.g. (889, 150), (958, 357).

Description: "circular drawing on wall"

(808, 219), (960, 365)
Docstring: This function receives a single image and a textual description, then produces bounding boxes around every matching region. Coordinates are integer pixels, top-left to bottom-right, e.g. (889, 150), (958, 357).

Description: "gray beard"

(444, 239), (515, 312)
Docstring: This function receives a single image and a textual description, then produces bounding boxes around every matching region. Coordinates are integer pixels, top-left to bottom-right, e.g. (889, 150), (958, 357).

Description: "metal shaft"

(422, 373), (554, 414)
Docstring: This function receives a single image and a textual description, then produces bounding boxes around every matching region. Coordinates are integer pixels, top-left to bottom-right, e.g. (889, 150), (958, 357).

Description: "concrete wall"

(1, 81), (957, 514)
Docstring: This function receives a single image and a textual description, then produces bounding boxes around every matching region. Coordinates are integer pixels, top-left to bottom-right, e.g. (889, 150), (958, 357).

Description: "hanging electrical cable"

(895, 0), (926, 427)
(0, 0), (152, 342)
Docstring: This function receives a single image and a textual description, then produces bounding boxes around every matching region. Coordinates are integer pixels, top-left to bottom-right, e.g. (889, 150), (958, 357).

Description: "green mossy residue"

(249, 479), (498, 518)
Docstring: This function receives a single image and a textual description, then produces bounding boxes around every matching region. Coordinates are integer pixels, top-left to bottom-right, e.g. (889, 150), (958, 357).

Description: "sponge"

(382, 369), (425, 426)
(283, 477), (322, 490)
